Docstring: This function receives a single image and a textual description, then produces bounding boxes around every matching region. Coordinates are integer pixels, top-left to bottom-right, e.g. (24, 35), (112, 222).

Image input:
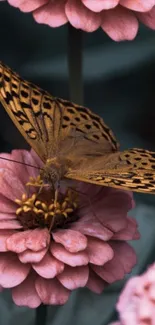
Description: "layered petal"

(12, 272), (41, 308)
(35, 277), (70, 305)
(0, 149), (139, 307)
(101, 5), (138, 41)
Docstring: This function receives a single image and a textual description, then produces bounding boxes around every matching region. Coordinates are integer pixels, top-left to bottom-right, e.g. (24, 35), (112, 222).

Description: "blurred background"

(0, 1), (155, 324)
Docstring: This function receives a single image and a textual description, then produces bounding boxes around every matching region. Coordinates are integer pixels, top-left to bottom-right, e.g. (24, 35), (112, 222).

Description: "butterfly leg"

(54, 181), (60, 208)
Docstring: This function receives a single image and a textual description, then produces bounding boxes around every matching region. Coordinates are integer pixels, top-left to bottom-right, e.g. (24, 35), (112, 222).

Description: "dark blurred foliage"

(1, 2), (155, 325)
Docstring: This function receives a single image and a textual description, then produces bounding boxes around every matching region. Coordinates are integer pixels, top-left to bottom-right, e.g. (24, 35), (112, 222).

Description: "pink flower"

(0, 149), (139, 308)
(111, 263), (155, 325)
(7, 0), (155, 41)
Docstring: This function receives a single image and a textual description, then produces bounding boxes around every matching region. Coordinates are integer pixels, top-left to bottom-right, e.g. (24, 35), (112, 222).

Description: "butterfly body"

(1, 61), (155, 194)
(40, 156), (71, 187)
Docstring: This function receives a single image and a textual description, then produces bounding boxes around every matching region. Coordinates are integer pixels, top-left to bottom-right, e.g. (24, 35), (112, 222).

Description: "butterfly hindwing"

(66, 148), (155, 193)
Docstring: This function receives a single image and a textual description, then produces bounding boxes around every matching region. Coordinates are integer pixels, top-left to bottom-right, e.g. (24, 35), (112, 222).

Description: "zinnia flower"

(6, 0), (155, 41)
(0, 149), (139, 308)
(110, 263), (155, 325)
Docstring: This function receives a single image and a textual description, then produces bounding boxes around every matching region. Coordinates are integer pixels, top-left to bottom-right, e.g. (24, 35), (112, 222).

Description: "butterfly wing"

(0, 62), (119, 163)
(65, 148), (155, 193)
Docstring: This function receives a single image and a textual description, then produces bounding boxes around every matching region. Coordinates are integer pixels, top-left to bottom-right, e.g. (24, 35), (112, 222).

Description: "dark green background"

(0, 2), (155, 324)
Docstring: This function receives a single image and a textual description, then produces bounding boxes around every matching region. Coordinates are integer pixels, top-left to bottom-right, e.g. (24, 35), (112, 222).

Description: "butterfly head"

(40, 157), (71, 188)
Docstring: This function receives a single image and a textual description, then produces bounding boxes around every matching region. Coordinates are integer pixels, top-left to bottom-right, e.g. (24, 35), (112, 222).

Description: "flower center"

(15, 176), (79, 232)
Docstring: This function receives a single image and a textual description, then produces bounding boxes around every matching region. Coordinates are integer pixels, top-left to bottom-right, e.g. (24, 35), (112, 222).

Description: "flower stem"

(35, 304), (47, 325)
(67, 23), (83, 105)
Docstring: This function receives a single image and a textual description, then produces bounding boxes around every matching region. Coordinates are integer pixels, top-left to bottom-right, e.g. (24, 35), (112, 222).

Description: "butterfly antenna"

(0, 156), (43, 170)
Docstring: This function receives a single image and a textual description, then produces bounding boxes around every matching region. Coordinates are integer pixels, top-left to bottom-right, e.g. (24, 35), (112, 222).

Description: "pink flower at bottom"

(6, 0), (155, 41)
(111, 263), (155, 325)
(0, 149), (139, 308)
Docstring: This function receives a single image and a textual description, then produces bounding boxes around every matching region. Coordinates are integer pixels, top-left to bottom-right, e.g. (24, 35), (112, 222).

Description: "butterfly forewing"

(0, 62), (118, 160)
(1, 61), (155, 194)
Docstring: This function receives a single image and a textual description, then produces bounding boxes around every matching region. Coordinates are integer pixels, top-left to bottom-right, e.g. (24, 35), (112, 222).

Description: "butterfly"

(0, 61), (155, 195)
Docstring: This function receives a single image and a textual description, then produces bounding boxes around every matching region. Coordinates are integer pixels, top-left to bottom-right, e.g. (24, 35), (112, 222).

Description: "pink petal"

(86, 268), (105, 294)
(18, 247), (48, 263)
(120, 0), (155, 12)
(136, 6), (155, 29)
(0, 213), (16, 220)
(93, 189), (132, 232)
(0, 253), (30, 288)
(0, 195), (17, 213)
(82, 0), (119, 12)
(50, 242), (89, 266)
(112, 216), (140, 240)
(72, 217), (113, 241)
(57, 265), (89, 290)
(8, 0), (48, 12)
(7, 228), (50, 253)
(16, 150), (41, 181)
(92, 242), (136, 283)
(92, 258), (125, 284)
(0, 220), (22, 229)
(52, 229), (87, 253)
(0, 169), (26, 201)
(0, 230), (16, 252)
(87, 237), (114, 265)
(33, 0), (68, 27)
(0, 151), (29, 186)
(65, 0), (101, 32)
(12, 272), (41, 308)
(110, 241), (137, 273)
(116, 277), (141, 311)
(138, 297), (154, 320)
(101, 5), (139, 41)
(32, 252), (64, 278)
(35, 277), (70, 305)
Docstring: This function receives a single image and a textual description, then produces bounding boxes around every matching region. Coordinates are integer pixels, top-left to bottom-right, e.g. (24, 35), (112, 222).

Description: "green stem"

(67, 23), (83, 105)
(35, 304), (47, 325)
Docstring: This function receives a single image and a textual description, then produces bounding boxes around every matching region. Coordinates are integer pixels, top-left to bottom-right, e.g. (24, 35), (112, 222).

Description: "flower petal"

(92, 241), (136, 283)
(112, 216), (140, 240)
(0, 252), (30, 288)
(32, 252), (64, 278)
(65, 0), (101, 32)
(0, 220), (22, 229)
(18, 247), (48, 263)
(87, 237), (114, 265)
(52, 229), (87, 253)
(136, 6), (155, 29)
(93, 189), (133, 232)
(35, 277), (70, 305)
(33, 0), (68, 27)
(8, 0), (48, 12)
(87, 268), (105, 293)
(58, 265), (89, 290)
(110, 241), (137, 273)
(120, 0), (155, 12)
(92, 259), (125, 284)
(12, 272), (41, 308)
(72, 217), (113, 240)
(0, 169), (26, 201)
(0, 230), (16, 252)
(82, 0), (119, 12)
(101, 5), (138, 41)
(7, 228), (50, 253)
(0, 195), (17, 213)
(50, 242), (89, 266)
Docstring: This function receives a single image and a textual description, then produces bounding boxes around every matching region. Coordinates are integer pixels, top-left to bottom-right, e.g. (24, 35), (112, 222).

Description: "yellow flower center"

(15, 176), (78, 232)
